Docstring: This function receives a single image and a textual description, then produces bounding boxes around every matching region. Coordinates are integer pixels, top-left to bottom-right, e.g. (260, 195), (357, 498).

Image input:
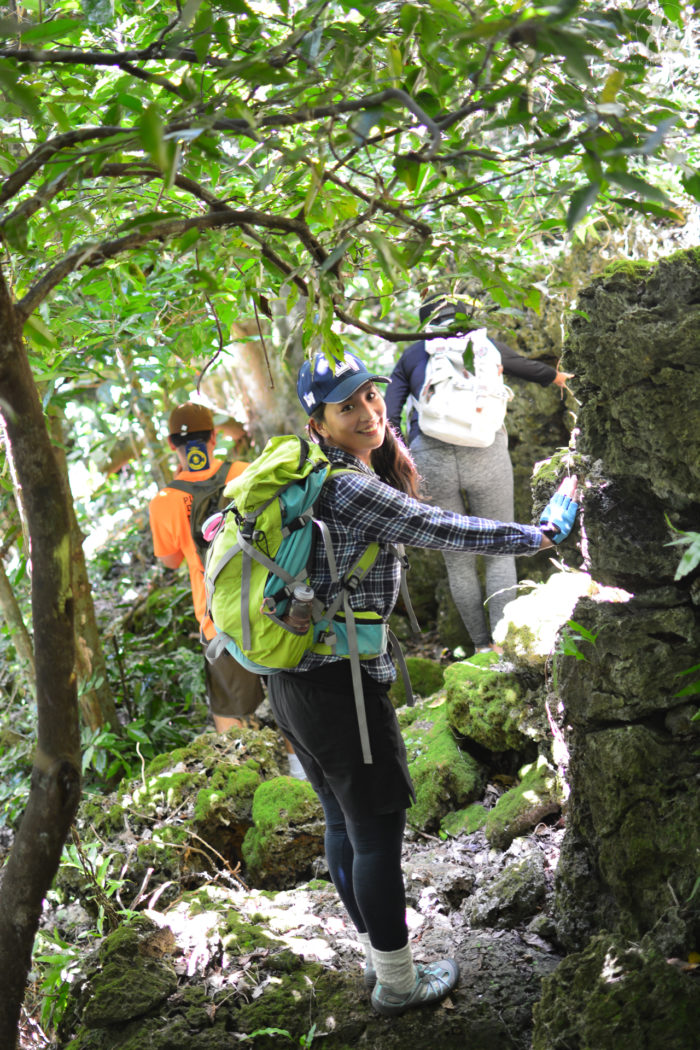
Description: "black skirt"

(267, 660), (415, 822)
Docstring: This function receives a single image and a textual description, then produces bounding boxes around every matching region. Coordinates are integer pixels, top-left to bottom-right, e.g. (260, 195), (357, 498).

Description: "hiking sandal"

(370, 958), (459, 1017)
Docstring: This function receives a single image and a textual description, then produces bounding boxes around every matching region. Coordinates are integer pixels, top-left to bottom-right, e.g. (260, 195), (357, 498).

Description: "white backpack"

(414, 328), (514, 448)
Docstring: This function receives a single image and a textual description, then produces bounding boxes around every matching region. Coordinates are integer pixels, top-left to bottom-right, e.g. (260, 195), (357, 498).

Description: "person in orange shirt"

(149, 402), (304, 777)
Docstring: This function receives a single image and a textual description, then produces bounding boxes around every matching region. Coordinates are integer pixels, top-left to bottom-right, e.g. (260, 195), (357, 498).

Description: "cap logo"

(302, 391), (317, 408)
(333, 358), (360, 377)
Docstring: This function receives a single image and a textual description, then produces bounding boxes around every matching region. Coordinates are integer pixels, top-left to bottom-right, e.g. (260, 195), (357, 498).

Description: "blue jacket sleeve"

(385, 341), (428, 438)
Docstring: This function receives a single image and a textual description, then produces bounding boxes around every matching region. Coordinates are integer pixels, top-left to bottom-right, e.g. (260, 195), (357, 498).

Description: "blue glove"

(540, 492), (579, 544)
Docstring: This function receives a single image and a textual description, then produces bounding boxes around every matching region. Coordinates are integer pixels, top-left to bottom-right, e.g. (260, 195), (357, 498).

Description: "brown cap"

(168, 402), (214, 437)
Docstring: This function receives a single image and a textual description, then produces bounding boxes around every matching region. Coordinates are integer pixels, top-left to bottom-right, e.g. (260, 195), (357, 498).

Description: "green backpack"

(203, 434), (418, 763)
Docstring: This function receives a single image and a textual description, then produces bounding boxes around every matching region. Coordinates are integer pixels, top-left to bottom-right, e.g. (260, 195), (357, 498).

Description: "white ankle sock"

(287, 752), (306, 779)
(372, 943), (416, 993)
(358, 931), (373, 971)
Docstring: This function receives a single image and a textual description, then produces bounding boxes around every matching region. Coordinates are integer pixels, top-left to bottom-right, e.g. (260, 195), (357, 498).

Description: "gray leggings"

(411, 429), (517, 647)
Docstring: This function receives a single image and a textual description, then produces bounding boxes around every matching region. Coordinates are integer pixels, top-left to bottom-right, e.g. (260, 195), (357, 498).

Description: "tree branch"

(0, 127), (132, 204)
(0, 43), (232, 70)
(16, 208), (330, 319)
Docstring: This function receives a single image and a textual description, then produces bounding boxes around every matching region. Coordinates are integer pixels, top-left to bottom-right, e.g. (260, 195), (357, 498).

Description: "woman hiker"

(385, 296), (573, 653)
(266, 350), (577, 1017)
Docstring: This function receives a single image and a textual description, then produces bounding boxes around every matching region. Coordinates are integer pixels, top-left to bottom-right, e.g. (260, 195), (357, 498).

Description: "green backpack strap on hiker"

(202, 434), (420, 765)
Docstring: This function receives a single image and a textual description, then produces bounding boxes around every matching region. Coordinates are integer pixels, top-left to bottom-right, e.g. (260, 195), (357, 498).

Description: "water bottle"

(283, 584), (314, 634)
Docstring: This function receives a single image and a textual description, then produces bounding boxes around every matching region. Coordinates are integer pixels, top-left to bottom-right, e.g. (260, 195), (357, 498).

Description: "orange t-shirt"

(149, 458), (248, 640)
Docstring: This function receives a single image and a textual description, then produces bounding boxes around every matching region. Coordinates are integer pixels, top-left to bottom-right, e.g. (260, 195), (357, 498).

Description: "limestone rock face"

(534, 250), (700, 1047)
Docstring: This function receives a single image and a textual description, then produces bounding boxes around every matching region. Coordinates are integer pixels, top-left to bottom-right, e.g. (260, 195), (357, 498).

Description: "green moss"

(131, 769), (195, 810)
(389, 656), (445, 706)
(403, 699), (485, 830)
(142, 748), (190, 780)
(193, 759), (261, 822)
(220, 907), (283, 954)
(445, 659), (532, 751)
(602, 259), (654, 278)
(80, 800), (125, 837)
(152, 824), (189, 846)
(241, 775), (322, 879)
(441, 802), (488, 836)
(533, 933), (700, 1050)
(234, 965), (341, 1043)
(249, 775), (318, 832)
(484, 756), (561, 849)
(531, 449), (585, 490)
(304, 878), (332, 891)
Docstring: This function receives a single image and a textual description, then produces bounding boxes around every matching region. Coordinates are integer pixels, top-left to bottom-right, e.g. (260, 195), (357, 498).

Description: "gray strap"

(343, 590), (373, 765)
(205, 633), (231, 663)
(237, 530), (297, 585)
(241, 551), (253, 650)
(388, 629), (415, 708)
(383, 541), (420, 636)
(397, 543), (421, 636)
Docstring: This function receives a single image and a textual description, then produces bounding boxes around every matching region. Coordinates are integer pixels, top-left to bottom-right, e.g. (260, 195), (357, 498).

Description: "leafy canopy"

(0, 0), (698, 366)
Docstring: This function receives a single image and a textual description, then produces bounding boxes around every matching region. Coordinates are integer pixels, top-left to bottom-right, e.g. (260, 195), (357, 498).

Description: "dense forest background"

(1, 0), (699, 1045)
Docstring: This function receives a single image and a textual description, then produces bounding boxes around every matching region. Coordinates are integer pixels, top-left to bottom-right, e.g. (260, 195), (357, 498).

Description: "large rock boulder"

(533, 250), (700, 1045)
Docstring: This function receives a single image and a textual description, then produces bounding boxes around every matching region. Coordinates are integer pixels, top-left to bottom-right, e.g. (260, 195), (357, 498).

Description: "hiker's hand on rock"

(540, 476), (578, 544)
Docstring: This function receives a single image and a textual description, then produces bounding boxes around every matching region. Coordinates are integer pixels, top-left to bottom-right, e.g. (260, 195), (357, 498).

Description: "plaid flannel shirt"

(295, 445), (543, 682)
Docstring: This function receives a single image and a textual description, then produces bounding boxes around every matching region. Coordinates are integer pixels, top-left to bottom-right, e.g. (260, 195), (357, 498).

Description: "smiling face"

(312, 381), (387, 464)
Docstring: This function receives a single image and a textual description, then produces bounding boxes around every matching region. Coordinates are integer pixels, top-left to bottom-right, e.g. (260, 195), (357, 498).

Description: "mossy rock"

(484, 756), (562, 849)
(444, 654), (538, 751)
(389, 656), (445, 706)
(64, 917), (178, 1030)
(441, 802), (488, 837)
(532, 932), (700, 1050)
(242, 775), (324, 889)
(401, 698), (486, 831)
(193, 757), (261, 823)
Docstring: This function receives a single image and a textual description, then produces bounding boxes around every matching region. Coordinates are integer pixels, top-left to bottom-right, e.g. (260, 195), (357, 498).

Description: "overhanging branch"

(16, 208), (330, 319)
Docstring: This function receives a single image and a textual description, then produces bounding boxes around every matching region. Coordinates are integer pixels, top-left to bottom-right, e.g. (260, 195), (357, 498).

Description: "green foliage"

(665, 517), (700, 580)
(0, 0), (697, 374)
(32, 930), (86, 1033)
(676, 663), (700, 701)
(238, 1023), (318, 1046)
(557, 620), (599, 661)
(80, 701), (201, 788)
(59, 836), (131, 934)
(551, 619), (599, 692)
(0, 730), (33, 828)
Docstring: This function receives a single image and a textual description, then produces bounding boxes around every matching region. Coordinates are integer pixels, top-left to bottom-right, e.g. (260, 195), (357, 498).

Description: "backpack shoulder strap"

(166, 460), (232, 496)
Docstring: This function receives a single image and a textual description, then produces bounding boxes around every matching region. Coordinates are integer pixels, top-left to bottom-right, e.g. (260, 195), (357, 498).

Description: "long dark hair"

(308, 405), (421, 499)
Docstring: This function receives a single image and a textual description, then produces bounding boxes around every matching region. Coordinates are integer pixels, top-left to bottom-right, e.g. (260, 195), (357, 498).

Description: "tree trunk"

(0, 264), (81, 1048)
(199, 316), (308, 449)
(49, 411), (121, 734)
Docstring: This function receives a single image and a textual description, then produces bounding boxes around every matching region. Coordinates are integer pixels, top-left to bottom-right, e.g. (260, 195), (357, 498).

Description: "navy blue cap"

(297, 352), (388, 416)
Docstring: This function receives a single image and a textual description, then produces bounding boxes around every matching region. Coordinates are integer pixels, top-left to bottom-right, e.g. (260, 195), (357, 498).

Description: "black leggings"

(319, 787), (408, 951)
(267, 666), (414, 952)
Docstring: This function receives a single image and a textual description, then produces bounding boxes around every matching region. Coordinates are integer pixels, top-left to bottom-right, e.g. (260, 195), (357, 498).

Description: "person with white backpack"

(385, 297), (572, 652)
